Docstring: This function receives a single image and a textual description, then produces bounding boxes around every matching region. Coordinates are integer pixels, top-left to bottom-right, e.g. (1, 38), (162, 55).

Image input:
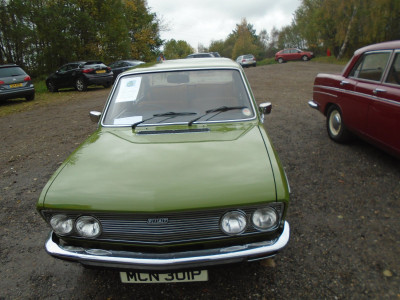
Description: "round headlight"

(220, 211), (247, 235)
(252, 207), (278, 230)
(75, 216), (101, 238)
(50, 214), (74, 236)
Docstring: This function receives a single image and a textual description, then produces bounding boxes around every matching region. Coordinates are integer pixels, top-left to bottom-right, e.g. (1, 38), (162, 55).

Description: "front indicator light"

(50, 214), (74, 235)
(220, 211), (247, 235)
(252, 207), (278, 231)
(75, 216), (101, 238)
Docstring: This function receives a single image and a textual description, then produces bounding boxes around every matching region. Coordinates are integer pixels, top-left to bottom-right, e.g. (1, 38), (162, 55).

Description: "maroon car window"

(349, 52), (391, 82)
(385, 53), (400, 85)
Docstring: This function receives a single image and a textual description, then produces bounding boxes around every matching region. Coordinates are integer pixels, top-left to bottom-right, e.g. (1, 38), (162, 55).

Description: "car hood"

(41, 124), (277, 212)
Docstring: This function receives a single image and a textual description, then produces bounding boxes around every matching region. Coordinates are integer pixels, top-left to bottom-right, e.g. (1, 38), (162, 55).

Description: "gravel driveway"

(1, 62), (399, 299)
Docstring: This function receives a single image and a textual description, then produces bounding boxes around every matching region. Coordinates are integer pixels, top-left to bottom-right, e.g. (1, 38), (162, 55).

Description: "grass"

(0, 78), (99, 118)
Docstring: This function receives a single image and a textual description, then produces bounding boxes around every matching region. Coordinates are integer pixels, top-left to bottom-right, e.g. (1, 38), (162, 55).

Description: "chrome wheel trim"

(329, 110), (341, 136)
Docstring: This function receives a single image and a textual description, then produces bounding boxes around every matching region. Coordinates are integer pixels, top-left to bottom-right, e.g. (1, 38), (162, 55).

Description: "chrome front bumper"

(308, 100), (319, 109)
(45, 221), (290, 271)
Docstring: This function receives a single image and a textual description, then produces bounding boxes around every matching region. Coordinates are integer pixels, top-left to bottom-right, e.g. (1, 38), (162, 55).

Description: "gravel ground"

(0, 62), (399, 299)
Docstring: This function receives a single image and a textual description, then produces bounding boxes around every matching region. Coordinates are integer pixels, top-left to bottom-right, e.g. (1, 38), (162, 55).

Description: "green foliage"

(292, 0), (400, 58)
(163, 39), (194, 59)
(0, 0), (162, 76)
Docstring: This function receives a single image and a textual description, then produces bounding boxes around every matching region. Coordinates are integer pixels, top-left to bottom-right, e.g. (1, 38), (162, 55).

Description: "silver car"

(236, 54), (257, 67)
(0, 64), (35, 101)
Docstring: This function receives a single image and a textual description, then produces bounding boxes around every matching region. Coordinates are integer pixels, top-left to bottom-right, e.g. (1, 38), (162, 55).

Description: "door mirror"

(89, 111), (102, 123)
(259, 102), (272, 115)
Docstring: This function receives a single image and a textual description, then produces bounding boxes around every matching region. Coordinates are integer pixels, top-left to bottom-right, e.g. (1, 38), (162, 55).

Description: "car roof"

(0, 64), (19, 68)
(122, 58), (239, 74)
(354, 40), (400, 55)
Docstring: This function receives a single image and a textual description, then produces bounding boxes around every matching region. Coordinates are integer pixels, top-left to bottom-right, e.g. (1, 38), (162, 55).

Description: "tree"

(231, 19), (259, 59)
(163, 39), (194, 59)
(0, 0), (162, 75)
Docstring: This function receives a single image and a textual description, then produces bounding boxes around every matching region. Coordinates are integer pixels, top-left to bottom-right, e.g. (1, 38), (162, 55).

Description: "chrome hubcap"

(329, 111), (341, 135)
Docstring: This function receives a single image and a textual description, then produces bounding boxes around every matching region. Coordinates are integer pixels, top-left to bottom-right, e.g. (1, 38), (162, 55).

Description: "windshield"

(103, 69), (255, 126)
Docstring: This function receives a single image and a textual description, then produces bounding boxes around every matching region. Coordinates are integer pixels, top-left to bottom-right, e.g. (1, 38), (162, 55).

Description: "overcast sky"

(146, 0), (301, 50)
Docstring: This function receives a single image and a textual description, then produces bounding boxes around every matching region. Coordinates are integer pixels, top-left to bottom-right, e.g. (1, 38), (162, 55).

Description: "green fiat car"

(37, 58), (290, 283)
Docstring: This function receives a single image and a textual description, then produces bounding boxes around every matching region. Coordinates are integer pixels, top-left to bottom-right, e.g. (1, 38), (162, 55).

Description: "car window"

(349, 51), (391, 81)
(385, 52), (400, 85)
(58, 65), (69, 72)
(103, 69), (255, 126)
(0, 66), (26, 77)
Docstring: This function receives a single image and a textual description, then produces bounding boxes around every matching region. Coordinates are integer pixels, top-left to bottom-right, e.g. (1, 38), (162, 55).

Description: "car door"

(364, 50), (400, 153)
(292, 49), (302, 60)
(55, 63), (78, 88)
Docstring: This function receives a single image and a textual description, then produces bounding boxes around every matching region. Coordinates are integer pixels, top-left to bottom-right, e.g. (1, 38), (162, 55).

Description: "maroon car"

(309, 40), (400, 157)
(275, 48), (314, 63)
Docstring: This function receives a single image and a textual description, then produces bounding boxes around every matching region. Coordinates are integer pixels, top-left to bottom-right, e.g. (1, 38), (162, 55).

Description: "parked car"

(46, 61), (113, 92)
(186, 53), (215, 58)
(37, 58), (290, 283)
(275, 48), (314, 63)
(0, 64), (35, 101)
(236, 54), (257, 67)
(308, 40), (400, 158)
(210, 52), (221, 57)
(108, 60), (145, 81)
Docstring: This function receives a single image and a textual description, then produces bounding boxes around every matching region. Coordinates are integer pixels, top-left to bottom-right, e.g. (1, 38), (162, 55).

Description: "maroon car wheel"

(326, 105), (351, 143)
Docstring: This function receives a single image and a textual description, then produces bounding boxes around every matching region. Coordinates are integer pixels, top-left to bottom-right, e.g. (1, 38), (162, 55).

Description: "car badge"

(147, 218), (169, 224)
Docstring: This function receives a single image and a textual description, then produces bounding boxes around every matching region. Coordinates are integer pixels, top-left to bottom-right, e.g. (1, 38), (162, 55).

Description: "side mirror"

(89, 111), (102, 123)
(259, 102), (272, 115)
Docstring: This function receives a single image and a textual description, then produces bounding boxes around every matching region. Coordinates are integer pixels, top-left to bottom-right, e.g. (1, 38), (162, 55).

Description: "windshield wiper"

(188, 106), (247, 126)
(132, 111), (197, 129)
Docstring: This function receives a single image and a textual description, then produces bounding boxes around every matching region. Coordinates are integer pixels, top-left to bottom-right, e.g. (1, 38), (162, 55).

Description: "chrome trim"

(308, 100), (319, 109)
(313, 85), (400, 107)
(44, 221), (290, 270)
(313, 90), (338, 98)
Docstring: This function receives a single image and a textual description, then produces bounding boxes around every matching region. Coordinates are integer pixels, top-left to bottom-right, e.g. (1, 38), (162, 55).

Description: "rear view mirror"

(167, 74), (189, 84)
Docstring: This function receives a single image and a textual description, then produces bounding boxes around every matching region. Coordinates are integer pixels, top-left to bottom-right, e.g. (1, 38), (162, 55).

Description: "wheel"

(25, 93), (35, 101)
(278, 58), (284, 64)
(47, 80), (58, 92)
(302, 55), (309, 61)
(326, 105), (351, 143)
(75, 78), (87, 91)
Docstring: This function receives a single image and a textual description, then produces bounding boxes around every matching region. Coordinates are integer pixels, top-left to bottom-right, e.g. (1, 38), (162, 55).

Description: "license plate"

(120, 270), (208, 283)
(96, 70), (106, 74)
(9, 83), (23, 88)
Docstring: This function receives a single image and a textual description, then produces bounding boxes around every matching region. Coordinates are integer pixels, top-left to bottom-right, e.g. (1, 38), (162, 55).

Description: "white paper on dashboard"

(114, 116), (142, 125)
(115, 77), (142, 103)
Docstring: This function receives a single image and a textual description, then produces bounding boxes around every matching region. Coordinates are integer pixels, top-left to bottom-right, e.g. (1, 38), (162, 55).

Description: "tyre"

(302, 55), (309, 61)
(47, 81), (58, 92)
(326, 105), (351, 143)
(103, 82), (112, 88)
(278, 58), (284, 64)
(75, 78), (87, 91)
(25, 93), (35, 101)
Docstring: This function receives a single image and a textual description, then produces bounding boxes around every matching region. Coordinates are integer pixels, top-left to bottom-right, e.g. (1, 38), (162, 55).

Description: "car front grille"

(43, 203), (284, 245)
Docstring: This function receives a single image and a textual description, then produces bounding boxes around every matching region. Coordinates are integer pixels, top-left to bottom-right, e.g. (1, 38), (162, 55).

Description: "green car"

(37, 58), (290, 283)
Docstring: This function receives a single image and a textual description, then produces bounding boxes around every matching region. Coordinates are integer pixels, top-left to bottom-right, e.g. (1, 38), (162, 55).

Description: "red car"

(275, 48), (314, 63)
(309, 40), (400, 157)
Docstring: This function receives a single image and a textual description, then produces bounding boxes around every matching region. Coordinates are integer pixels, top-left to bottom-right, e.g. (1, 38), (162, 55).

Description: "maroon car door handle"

(373, 88), (387, 95)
